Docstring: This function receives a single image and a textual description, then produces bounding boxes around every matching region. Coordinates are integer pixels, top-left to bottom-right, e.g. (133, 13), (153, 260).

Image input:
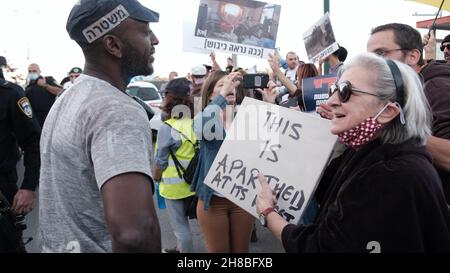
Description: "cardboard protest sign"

(203, 97), (337, 224)
(190, 0), (281, 59)
(302, 73), (337, 112)
(303, 12), (339, 64)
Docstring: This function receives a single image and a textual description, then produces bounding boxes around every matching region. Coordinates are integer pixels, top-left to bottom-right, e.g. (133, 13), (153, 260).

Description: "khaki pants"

(197, 196), (254, 253)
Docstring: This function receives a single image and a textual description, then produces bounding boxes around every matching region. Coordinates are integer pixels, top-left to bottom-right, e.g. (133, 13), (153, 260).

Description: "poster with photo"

(190, 0), (281, 59)
(303, 12), (339, 64)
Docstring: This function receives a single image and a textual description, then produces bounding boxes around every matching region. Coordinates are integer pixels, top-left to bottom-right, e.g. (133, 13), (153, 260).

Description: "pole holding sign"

(203, 98), (337, 224)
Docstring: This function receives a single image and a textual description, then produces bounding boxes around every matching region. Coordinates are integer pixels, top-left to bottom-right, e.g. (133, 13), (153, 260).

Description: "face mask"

(194, 78), (204, 85)
(28, 73), (39, 81)
(338, 104), (389, 149)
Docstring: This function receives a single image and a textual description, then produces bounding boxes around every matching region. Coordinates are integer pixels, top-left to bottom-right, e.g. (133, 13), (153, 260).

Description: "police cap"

(66, 0), (159, 44)
(165, 78), (191, 97)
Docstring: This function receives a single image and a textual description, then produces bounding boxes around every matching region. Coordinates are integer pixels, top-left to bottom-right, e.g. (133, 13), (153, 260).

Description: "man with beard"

(39, 0), (161, 253)
(440, 35), (450, 61)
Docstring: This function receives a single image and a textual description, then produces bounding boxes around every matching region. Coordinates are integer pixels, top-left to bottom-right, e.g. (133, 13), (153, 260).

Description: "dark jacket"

(0, 80), (41, 196)
(25, 76), (57, 128)
(421, 61), (450, 203)
(282, 139), (450, 253)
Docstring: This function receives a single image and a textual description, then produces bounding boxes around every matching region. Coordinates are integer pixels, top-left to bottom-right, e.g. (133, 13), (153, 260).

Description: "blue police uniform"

(0, 78), (41, 252)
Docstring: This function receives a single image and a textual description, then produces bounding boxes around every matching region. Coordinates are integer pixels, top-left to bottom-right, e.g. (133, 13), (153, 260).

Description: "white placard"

(203, 98), (338, 224)
(303, 12), (339, 64)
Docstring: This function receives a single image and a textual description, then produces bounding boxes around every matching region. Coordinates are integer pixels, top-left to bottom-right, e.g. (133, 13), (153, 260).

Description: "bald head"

(28, 63), (41, 75)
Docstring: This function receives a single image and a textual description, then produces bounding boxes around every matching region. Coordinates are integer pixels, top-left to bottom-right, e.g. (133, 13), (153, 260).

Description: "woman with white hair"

(256, 53), (450, 252)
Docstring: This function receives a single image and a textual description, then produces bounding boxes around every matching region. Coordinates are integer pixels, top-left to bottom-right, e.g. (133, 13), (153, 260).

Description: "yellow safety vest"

(158, 118), (196, 200)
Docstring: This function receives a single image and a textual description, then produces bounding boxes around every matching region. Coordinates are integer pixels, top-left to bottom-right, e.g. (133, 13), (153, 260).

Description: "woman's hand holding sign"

(257, 173), (288, 241)
(256, 173), (276, 214)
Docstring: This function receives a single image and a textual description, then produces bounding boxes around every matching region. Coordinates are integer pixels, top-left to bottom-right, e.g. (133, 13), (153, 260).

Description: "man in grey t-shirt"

(39, 0), (161, 252)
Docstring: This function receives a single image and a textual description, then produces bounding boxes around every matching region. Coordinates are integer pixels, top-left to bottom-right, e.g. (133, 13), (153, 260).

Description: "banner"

(303, 12), (339, 64)
(302, 73), (336, 112)
(183, 22), (211, 55)
(203, 98), (337, 224)
(190, 0), (281, 59)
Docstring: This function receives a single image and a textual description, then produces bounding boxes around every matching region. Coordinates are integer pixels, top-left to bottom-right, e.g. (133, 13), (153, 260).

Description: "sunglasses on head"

(440, 44), (450, 52)
(329, 81), (382, 103)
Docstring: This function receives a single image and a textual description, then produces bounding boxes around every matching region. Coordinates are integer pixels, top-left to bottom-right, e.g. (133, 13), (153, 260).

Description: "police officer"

(25, 63), (62, 128)
(0, 56), (41, 252)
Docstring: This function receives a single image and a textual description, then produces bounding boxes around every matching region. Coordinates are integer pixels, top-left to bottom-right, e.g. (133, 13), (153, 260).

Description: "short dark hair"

(371, 23), (424, 66)
(332, 46), (348, 62)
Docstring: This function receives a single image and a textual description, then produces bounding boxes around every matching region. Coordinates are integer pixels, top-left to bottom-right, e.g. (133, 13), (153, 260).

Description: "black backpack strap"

(164, 121), (197, 148)
(164, 121), (198, 179)
(168, 148), (185, 179)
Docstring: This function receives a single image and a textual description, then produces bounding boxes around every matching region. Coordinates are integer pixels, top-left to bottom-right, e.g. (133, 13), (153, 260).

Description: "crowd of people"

(1, 0), (450, 253)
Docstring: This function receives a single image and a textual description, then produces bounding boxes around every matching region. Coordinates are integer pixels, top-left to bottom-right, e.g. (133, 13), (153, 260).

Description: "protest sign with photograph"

(303, 12), (339, 64)
(183, 21), (211, 55)
(189, 0), (281, 59)
(203, 97), (337, 224)
(301, 73), (337, 112)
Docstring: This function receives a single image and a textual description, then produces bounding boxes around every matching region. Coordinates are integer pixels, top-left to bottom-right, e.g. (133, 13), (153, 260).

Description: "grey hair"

(339, 53), (431, 145)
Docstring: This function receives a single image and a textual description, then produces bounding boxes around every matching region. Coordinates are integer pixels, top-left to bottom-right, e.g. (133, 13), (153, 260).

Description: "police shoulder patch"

(17, 97), (33, 118)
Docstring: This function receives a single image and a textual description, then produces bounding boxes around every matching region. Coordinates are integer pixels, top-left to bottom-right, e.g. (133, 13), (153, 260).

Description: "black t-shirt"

(25, 76), (57, 128)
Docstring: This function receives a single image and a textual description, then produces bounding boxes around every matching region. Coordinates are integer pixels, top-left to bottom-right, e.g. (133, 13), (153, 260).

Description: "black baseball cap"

(441, 34), (450, 47)
(66, 0), (159, 44)
(165, 78), (191, 97)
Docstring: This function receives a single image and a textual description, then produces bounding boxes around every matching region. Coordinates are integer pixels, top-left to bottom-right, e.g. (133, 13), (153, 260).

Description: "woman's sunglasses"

(328, 81), (382, 103)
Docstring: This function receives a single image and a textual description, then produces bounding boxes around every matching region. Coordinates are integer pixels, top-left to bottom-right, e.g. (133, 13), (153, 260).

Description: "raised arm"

(210, 52), (222, 72)
(194, 72), (241, 140)
(423, 30), (437, 61)
(268, 53), (297, 96)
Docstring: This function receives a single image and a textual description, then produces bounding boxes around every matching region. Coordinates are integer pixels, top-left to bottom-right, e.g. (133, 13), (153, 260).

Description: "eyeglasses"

(440, 44), (450, 52)
(70, 74), (80, 79)
(329, 81), (382, 103)
(373, 48), (408, 57)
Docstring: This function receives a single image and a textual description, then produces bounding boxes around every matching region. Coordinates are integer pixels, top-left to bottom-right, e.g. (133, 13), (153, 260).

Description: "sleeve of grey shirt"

(87, 99), (154, 189)
(154, 123), (182, 170)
